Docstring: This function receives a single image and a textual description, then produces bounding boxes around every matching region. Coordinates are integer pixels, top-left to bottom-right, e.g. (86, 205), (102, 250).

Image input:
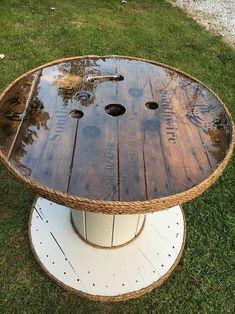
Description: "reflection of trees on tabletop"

(0, 75), (35, 153)
(53, 59), (100, 105)
(11, 74), (50, 174)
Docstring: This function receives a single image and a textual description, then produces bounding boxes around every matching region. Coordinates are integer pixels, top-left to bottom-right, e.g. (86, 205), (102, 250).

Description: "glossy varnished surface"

(0, 57), (232, 201)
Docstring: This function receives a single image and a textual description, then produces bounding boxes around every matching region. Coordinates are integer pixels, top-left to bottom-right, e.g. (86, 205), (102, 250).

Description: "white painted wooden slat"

(31, 205), (87, 292)
(149, 210), (184, 252)
(166, 206), (185, 230)
(71, 210), (86, 238)
(30, 197), (185, 299)
(134, 217), (182, 276)
(112, 214), (139, 246)
(136, 214), (145, 234)
(72, 211), (145, 247)
(86, 212), (113, 247)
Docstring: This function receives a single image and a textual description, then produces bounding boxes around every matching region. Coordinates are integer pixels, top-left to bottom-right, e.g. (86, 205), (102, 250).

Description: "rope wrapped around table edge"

(0, 55), (234, 214)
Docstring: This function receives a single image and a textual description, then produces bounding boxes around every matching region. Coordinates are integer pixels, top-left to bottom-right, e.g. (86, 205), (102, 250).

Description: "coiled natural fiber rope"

(0, 55), (234, 214)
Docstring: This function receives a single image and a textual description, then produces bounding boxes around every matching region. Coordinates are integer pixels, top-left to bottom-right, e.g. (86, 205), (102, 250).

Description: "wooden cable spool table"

(0, 55), (234, 301)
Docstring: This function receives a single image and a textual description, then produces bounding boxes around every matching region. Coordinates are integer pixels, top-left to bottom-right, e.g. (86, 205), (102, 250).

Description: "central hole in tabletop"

(105, 104), (126, 117)
(70, 110), (84, 119)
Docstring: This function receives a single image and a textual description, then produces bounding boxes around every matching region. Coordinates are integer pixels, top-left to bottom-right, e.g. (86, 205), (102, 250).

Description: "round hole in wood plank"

(70, 110), (84, 119)
(105, 104), (126, 117)
(75, 91), (92, 101)
(145, 102), (159, 110)
(117, 75), (124, 81)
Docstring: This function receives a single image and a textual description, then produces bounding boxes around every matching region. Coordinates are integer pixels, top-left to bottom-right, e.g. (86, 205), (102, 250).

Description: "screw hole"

(161, 264), (164, 267)
(70, 110), (84, 119)
(93, 283), (95, 286)
(77, 279), (79, 281)
(105, 104), (126, 117)
(122, 283), (125, 286)
(145, 102), (159, 110)
(64, 272), (66, 275)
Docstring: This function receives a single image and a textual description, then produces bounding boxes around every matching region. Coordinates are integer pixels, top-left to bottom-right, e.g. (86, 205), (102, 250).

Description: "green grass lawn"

(0, 0), (234, 313)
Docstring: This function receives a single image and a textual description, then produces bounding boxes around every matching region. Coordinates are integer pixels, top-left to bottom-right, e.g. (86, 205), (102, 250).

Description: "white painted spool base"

(29, 197), (186, 302)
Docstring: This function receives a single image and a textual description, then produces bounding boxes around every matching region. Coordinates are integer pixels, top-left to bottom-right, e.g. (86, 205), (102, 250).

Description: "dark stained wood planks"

(0, 57), (232, 202)
(141, 62), (174, 198)
(116, 59), (147, 201)
(68, 58), (119, 200)
(0, 73), (38, 156)
(9, 62), (85, 191)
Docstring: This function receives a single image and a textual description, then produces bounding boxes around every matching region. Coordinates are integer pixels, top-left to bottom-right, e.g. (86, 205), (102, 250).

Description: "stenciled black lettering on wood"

(103, 143), (116, 186)
(161, 90), (177, 144)
(120, 133), (140, 187)
(48, 108), (68, 142)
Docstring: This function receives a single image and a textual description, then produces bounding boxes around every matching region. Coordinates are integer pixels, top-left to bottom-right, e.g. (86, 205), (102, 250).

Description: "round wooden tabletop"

(0, 56), (233, 213)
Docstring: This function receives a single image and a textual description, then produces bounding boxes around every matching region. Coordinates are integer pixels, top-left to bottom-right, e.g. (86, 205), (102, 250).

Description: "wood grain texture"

(0, 57), (232, 203)
(68, 58), (119, 201)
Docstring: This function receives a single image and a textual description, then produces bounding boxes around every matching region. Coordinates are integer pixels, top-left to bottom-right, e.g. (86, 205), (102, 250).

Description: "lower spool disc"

(29, 197), (186, 301)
